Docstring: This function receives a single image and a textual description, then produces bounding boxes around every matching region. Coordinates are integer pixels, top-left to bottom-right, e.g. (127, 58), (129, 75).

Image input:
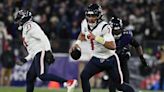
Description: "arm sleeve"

(102, 25), (115, 42)
(81, 19), (87, 34)
(130, 37), (140, 48)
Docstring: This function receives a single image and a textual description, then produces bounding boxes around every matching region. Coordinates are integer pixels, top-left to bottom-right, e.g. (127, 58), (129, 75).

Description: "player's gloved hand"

(45, 51), (55, 65)
(16, 58), (27, 66)
(140, 55), (151, 72)
(117, 47), (130, 61)
(140, 55), (148, 67)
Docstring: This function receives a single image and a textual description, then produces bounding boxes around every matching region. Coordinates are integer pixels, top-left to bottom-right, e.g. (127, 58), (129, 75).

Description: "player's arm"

(94, 35), (116, 50)
(89, 25), (116, 50)
(69, 19), (87, 52)
(76, 32), (86, 42)
(74, 19), (87, 44)
(101, 25), (116, 49)
(102, 37), (116, 50)
(69, 32), (85, 53)
(16, 54), (32, 66)
(130, 38), (148, 67)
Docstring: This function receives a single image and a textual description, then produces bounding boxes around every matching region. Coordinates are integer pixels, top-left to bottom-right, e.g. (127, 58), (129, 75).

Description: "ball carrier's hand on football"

(69, 44), (81, 54)
(69, 44), (81, 60)
(69, 32), (84, 60)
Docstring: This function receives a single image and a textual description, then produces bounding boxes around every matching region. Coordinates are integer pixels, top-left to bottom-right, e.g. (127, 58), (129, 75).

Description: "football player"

(70, 4), (135, 92)
(108, 17), (149, 92)
(14, 10), (77, 92)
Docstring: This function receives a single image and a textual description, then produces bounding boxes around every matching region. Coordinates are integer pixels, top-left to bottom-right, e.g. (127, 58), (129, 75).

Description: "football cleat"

(66, 80), (78, 92)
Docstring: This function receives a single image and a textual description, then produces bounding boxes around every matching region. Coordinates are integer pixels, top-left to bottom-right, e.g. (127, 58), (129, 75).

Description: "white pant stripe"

(114, 53), (124, 84)
(40, 51), (45, 75)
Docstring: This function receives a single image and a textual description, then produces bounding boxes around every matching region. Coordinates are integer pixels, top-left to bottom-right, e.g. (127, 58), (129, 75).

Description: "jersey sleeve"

(102, 25), (115, 42)
(81, 19), (87, 34)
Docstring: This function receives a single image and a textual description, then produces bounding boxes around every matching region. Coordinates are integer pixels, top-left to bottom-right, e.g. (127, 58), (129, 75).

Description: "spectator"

(0, 42), (16, 86)
(157, 45), (164, 90)
(0, 21), (12, 55)
(70, 20), (80, 39)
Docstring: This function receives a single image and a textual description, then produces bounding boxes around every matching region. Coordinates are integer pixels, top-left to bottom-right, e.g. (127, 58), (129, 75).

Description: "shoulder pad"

(123, 30), (133, 37)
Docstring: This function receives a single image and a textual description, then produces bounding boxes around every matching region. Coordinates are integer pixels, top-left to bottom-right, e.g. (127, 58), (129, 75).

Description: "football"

(70, 47), (81, 60)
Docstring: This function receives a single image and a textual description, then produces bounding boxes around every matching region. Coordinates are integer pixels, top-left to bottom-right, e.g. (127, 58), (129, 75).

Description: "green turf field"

(0, 87), (163, 92)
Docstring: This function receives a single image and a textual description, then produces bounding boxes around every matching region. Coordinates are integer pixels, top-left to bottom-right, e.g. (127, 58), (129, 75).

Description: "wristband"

(95, 36), (105, 44)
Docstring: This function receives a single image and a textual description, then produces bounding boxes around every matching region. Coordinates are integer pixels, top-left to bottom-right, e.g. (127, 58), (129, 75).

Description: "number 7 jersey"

(22, 21), (51, 60)
(81, 19), (116, 59)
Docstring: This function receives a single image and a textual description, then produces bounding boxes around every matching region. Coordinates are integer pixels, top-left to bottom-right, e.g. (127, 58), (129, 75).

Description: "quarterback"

(70, 3), (135, 92)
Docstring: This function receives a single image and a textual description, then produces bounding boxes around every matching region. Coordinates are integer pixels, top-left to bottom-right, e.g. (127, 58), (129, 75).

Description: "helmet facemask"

(109, 17), (123, 39)
(14, 10), (32, 26)
(85, 4), (102, 28)
(113, 28), (122, 39)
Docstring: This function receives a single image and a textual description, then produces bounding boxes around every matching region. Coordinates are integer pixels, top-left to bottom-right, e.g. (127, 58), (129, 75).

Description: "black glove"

(16, 58), (27, 66)
(45, 51), (55, 64)
(116, 47), (130, 61)
(139, 55), (152, 73)
(140, 55), (148, 67)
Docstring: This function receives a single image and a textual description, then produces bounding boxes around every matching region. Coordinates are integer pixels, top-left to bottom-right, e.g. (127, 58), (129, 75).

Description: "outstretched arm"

(69, 32), (86, 53)
(130, 38), (148, 67)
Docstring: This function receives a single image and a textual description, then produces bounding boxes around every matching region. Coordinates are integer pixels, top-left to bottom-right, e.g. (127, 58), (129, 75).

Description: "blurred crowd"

(0, 0), (163, 88)
(0, 0), (163, 42)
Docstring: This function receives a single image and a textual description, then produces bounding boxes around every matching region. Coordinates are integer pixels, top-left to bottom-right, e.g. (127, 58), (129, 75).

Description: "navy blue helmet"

(85, 3), (102, 19)
(109, 17), (123, 30)
(14, 10), (32, 25)
(109, 17), (123, 36)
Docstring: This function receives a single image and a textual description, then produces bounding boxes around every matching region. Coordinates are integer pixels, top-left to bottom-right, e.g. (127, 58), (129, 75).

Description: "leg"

(80, 57), (103, 92)
(120, 60), (129, 83)
(105, 55), (134, 92)
(6, 68), (12, 86)
(26, 61), (37, 92)
(34, 51), (77, 92)
(159, 64), (164, 90)
(108, 60), (129, 92)
(0, 68), (5, 86)
(108, 78), (116, 92)
(34, 51), (67, 83)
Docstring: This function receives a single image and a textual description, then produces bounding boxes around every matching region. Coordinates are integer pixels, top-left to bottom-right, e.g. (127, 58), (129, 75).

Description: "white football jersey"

(22, 20), (51, 61)
(81, 19), (115, 59)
